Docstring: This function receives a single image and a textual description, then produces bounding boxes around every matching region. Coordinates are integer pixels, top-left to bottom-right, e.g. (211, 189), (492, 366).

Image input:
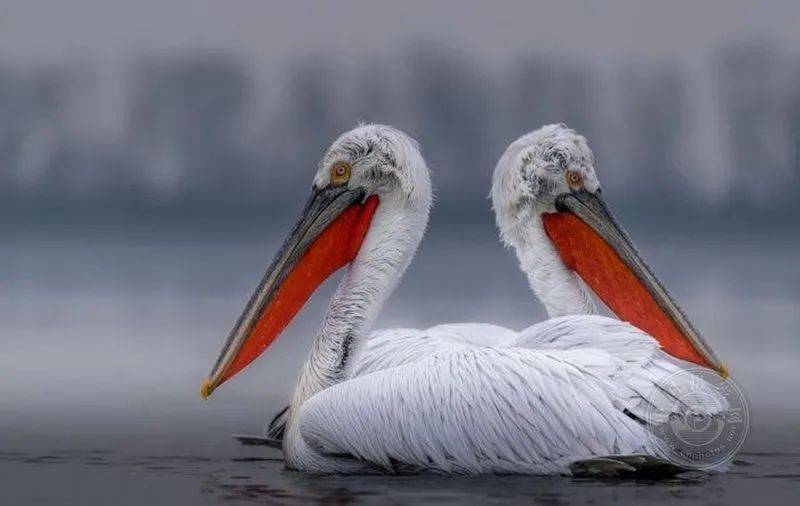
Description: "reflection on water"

(2, 444), (799, 505)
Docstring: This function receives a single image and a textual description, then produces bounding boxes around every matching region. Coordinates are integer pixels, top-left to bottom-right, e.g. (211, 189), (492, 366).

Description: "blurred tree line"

(0, 44), (798, 216)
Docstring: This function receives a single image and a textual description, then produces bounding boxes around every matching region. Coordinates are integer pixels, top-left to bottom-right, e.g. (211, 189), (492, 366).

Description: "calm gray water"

(2, 437), (798, 505)
(2, 214), (798, 504)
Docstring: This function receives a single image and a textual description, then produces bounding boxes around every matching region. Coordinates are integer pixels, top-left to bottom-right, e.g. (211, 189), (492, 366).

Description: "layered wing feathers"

(298, 342), (655, 474)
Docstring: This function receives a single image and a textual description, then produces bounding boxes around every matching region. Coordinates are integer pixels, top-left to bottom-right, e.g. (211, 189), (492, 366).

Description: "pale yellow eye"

(330, 162), (351, 185)
(566, 170), (583, 187)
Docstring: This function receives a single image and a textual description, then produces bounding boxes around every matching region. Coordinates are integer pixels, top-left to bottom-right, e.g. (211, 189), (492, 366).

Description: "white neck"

(508, 214), (596, 318)
(283, 190), (428, 469)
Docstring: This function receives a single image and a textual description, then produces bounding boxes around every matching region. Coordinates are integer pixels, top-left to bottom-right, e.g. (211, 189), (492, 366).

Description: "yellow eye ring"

(330, 162), (351, 185)
(566, 170), (583, 187)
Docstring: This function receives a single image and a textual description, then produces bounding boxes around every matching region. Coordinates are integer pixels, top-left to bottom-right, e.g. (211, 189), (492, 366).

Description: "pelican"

(202, 124), (727, 474)
(490, 124), (724, 373)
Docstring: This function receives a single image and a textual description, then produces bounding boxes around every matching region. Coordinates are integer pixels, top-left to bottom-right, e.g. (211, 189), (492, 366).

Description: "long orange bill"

(542, 189), (726, 376)
(201, 186), (379, 398)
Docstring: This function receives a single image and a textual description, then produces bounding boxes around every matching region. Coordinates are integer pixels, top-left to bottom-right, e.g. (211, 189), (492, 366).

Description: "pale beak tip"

(718, 363), (730, 379)
(200, 378), (214, 400)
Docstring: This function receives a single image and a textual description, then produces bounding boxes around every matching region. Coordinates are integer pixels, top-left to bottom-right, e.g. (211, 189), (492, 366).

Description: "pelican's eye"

(566, 169), (583, 188)
(330, 162), (351, 186)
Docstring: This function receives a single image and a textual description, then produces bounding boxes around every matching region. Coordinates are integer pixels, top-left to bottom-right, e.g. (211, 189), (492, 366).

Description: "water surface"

(2, 219), (798, 504)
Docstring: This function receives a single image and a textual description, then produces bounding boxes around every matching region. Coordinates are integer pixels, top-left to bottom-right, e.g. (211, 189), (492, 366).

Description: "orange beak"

(201, 187), (379, 398)
(542, 190), (726, 376)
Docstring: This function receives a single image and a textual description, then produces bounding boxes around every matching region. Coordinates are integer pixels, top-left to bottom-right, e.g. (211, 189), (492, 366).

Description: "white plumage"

(233, 124), (726, 474)
(287, 316), (723, 474)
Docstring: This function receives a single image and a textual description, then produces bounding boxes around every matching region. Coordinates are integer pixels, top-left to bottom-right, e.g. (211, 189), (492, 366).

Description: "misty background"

(1, 0), (798, 454)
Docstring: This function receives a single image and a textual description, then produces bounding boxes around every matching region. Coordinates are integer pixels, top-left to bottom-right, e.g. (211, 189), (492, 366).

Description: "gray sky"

(2, 0), (799, 67)
(1, 1), (798, 200)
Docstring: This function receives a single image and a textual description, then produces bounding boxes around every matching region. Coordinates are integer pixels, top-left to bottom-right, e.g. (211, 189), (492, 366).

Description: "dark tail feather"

(265, 405), (290, 441)
(232, 434), (283, 449)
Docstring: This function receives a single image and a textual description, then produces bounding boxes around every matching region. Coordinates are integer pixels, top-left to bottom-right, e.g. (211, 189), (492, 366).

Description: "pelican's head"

(491, 124), (603, 241)
(492, 124), (726, 376)
(202, 124), (431, 398)
(313, 124), (432, 209)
